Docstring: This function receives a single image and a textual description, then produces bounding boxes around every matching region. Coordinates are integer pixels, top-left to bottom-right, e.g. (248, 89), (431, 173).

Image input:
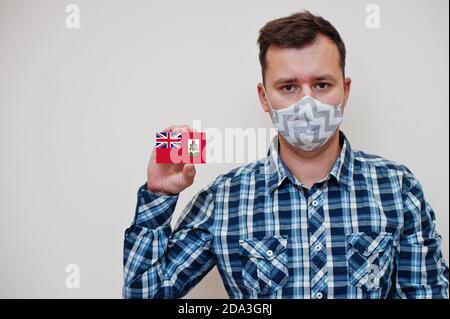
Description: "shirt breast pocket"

(346, 232), (394, 291)
(239, 235), (289, 295)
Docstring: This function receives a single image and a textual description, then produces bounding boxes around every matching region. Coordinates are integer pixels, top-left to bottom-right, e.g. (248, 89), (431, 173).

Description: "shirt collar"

(264, 130), (354, 193)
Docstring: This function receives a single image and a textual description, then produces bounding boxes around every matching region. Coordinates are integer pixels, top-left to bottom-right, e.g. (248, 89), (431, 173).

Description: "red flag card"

(155, 131), (206, 164)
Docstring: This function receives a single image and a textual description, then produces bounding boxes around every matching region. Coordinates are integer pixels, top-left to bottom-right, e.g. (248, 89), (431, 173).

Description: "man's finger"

(181, 164), (196, 187)
(161, 124), (191, 132)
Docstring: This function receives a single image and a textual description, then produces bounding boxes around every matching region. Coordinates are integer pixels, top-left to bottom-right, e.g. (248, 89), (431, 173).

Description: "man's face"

(257, 34), (351, 116)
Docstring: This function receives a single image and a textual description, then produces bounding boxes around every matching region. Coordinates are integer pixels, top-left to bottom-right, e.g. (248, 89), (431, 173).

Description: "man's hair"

(257, 11), (346, 83)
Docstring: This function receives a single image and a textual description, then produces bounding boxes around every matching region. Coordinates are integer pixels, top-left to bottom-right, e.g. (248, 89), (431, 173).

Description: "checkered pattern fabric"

(123, 131), (449, 299)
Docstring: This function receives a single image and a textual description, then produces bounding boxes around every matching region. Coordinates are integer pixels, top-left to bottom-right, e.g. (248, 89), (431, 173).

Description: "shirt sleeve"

(122, 182), (216, 299)
(392, 170), (449, 298)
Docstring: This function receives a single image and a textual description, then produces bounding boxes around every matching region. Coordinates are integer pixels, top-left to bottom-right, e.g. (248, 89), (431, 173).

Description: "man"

(123, 11), (449, 299)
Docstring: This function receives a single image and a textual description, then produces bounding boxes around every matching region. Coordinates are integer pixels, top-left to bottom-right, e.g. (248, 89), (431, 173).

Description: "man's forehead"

(265, 35), (341, 80)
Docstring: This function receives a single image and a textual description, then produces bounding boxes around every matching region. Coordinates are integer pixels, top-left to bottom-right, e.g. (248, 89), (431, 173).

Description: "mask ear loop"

(336, 92), (346, 116)
(337, 93), (345, 108)
(262, 85), (275, 112)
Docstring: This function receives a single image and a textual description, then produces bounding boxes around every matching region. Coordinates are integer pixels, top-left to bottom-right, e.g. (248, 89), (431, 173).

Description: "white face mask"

(263, 86), (344, 151)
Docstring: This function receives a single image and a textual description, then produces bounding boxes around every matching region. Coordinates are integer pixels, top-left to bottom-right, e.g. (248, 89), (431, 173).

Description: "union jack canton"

(155, 131), (182, 149)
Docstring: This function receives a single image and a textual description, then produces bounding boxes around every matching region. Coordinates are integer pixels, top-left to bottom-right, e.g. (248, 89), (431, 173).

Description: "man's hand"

(146, 125), (196, 196)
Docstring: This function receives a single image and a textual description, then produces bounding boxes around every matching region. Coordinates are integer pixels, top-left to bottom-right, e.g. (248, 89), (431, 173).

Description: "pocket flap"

(347, 232), (392, 257)
(239, 235), (288, 260)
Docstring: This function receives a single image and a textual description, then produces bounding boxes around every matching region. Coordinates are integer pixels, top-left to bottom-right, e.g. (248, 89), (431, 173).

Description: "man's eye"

(282, 85), (297, 92)
(315, 82), (329, 90)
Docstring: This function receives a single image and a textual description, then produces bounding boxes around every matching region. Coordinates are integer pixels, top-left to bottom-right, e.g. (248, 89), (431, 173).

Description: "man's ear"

(342, 77), (352, 110)
(257, 82), (270, 113)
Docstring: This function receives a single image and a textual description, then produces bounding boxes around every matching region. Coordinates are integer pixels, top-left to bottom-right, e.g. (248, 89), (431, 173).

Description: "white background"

(0, 0), (448, 298)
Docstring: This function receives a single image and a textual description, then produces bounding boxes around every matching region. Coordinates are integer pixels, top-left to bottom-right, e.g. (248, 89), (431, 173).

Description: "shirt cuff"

(134, 183), (179, 228)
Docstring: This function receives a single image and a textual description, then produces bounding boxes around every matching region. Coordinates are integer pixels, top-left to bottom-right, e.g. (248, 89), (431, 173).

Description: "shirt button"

(368, 265), (378, 275)
(315, 292), (323, 299)
(312, 200), (319, 207)
(315, 244), (322, 252)
(266, 250), (273, 257)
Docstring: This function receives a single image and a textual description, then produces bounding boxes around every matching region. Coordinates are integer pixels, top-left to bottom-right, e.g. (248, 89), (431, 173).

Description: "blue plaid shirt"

(123, 130), (449, 299)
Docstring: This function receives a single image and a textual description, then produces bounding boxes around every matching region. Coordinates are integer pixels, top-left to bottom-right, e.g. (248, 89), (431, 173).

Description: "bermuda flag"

(155, 131), (206, 164)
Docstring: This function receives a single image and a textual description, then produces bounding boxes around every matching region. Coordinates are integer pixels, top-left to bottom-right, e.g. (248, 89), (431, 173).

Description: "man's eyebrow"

(313, 74), (337, 81)
(273, 77), (297, 86)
